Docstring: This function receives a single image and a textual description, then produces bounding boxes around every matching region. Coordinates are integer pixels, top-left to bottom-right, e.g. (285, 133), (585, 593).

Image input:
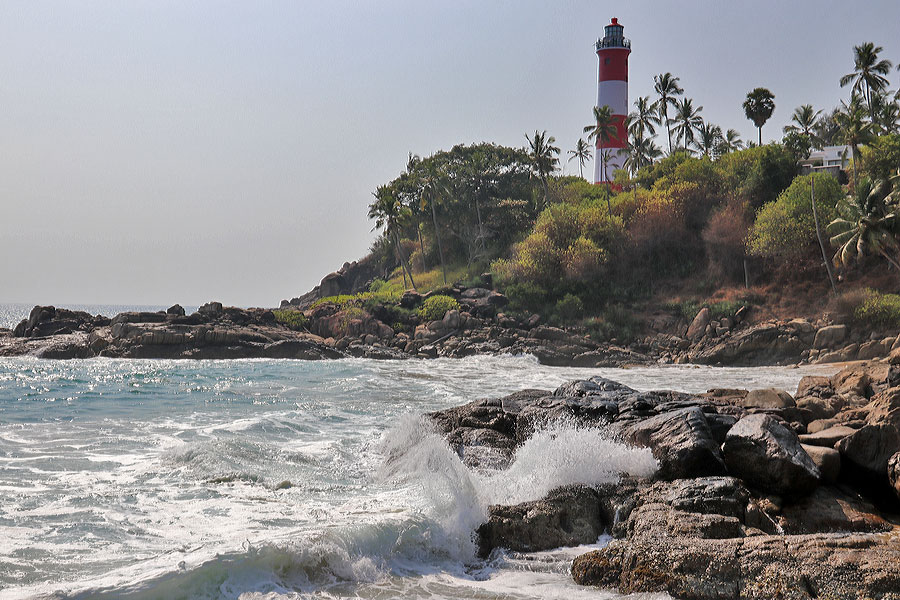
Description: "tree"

(583, 105), (619, 211)
(624, 136), (662, 175)
(671, 98), (703, 151)
(743, 87), (776, 146)
(653, 72), (683, 154)
(368, 186), (417, 290)
(835, 96), (875, 185)
(717, 129), (745, 155)
(828, 176), (900, 271)
(840, 42), (893, 122)
(694, 121), (723, 158)
(783, 104), (823, 149)
(628, 95), (661, 144)
(871, 91), (900, 135)
(526, 130), (560, 210)
(567, 138), (592, 179)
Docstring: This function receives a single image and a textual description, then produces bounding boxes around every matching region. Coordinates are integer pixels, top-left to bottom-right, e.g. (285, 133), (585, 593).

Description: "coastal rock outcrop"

(722, 413), (820, 497)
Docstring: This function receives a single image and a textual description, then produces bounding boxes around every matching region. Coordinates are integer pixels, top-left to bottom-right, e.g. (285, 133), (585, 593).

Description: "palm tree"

(368, 186), (417, 290)
(525, 130), (560, 209)
(783, 104), (823, 149)
(717, 129), (744, 155)
(420, 164), (449, 285)
(743, 87), (776, 145)
(671, 97), (703, 151)
(871, 91), (900, 135)
(828, 177), (900, 272)
(835, 96), (874, 185)
(840, 42), (893, 122)
(694, 121), (723, 158)
(624, 136), (662, 175)
(653, 73), (683, 154)
(583, 105), (618, 211)
(567, 138), (592, 179)
(628, 95), (661, 144)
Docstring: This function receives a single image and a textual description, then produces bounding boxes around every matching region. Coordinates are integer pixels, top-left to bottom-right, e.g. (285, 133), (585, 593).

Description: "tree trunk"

(417, 222), (428, 272)
(475, 195), (486, 254)
(430, 196), (447, 285)
(758, 125), (762, 146)
(811, 175), (838, 296)
(392, 230), (417, 291)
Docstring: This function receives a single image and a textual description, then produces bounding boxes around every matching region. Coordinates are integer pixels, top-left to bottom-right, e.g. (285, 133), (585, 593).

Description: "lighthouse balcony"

(596, 37), (630, 50)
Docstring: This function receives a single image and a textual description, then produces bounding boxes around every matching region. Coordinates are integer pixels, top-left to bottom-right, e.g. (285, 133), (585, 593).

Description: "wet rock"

(889, 452), (900, 500)
(722, 413), (820, 497)
(477, 485), (603, 557)
(624, 407), (726, 480)
(778, 486), (892, 534)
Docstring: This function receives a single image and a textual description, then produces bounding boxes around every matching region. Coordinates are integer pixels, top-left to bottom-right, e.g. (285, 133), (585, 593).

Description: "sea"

(0, 303), (837, 599)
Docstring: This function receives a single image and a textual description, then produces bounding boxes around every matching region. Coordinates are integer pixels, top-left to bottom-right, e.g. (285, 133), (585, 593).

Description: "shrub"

(419, 295), (460, 321)
(551, 294), (584, 325)
(860, 134), (900, 183)
(852, 289), (900, 328)
(585, 305), (640, 342)
(747, 173), (842, 262)
(503, 280), (549, 313)
(703, 199), (751, 282)
(273, 309), (308, 331)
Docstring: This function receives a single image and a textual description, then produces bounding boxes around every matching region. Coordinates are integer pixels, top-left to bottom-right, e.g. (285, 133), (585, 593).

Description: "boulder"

(835, 424), (900, 478)
(813, 324), (847, 349)
(777, 485), (892, 534)
(742, 388), (795, 409)
(477, 485), (603, 557)
(198, 301), (223, 317)
(624, 407), (726, 480)
(798, 425), (857, 448)
(686, 307), (711, 340)
(167, 304), (186, 316)
(722, 413), (820, 497)
(800, 444), (841, 484)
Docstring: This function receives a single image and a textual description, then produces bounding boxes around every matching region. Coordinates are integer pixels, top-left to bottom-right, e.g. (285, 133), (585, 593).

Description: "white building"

(800, 145), (851, 177)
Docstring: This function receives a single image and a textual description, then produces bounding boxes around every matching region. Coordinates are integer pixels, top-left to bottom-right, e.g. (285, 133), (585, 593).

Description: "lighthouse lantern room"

(594, 17), (630, 185)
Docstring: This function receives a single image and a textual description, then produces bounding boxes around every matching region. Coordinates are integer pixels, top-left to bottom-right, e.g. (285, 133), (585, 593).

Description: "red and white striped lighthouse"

(594, 17), (630, 185)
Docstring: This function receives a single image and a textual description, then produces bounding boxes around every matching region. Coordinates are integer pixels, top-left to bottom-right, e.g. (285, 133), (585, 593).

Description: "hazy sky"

(2, 1), (900, 307)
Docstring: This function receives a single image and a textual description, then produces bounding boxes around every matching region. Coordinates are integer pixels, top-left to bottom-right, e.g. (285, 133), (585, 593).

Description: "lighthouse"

(594, 17), (630, 185)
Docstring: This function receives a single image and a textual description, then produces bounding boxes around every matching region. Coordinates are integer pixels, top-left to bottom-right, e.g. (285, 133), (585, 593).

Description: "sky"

(2, 1), (900, 307)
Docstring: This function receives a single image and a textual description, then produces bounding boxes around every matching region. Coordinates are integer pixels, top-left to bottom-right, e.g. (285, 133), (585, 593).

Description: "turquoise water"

(0, 351), (835, 599)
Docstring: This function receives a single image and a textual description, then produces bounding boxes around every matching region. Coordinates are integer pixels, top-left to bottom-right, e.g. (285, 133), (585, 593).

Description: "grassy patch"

(273, 309), (308, 331)
(852, 289), (900, 328)
(419, 295), (460, 321)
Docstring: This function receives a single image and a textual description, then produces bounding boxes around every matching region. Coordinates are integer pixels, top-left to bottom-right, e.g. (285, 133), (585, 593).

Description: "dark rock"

(798, 425), (857, 448)
(624, 407), (727, 480)
(835, 424), (900, 478)
(198, 301), (223, 317)
(722, 413), (820, 497)
(399, 290), (423, 308)
(477, 485), (603, 557)
(800, 444), (841, 484)
(778, 485), (892, 534)
(166, 304), (186, 316)
(889, 452), (900, 500)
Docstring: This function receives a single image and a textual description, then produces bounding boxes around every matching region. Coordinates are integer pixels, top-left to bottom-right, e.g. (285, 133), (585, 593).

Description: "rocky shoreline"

(428, 360), (900, 599)
(2, 289), (898, 367)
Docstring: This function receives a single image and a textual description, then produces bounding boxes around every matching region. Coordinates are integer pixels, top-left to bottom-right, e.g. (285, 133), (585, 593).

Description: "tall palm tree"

(694, 121), (723, 158)
(835, 96), (875, 185)
(567, 138), (592, 179)
(840, 42), (893, 122)
(718, 129), (745, 155)
(420, 164), (449, 285)
(583, 105), (618, 211)
(368, 186), (417, 290)
(828, 177), (900, 271)
(671, 97), (703, 151)
(628, 95), (661, 144)
(743, 87), (776, 145)
(783, 104), (823, 149)
(653, 73), (683, 154)
(871, 91), (900, 135)
(525, 130), (560, 210)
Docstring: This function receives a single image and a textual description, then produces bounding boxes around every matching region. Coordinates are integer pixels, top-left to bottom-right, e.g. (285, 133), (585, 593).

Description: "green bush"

(551, 294), (584, 325)
(419, 295), (460, 321)
(747, 173), (842, 261)
(585, 305), (640, 343)
(273, 309), (308, 331)
(853, 289), (900, 327)
(503, 281), (549, 313)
